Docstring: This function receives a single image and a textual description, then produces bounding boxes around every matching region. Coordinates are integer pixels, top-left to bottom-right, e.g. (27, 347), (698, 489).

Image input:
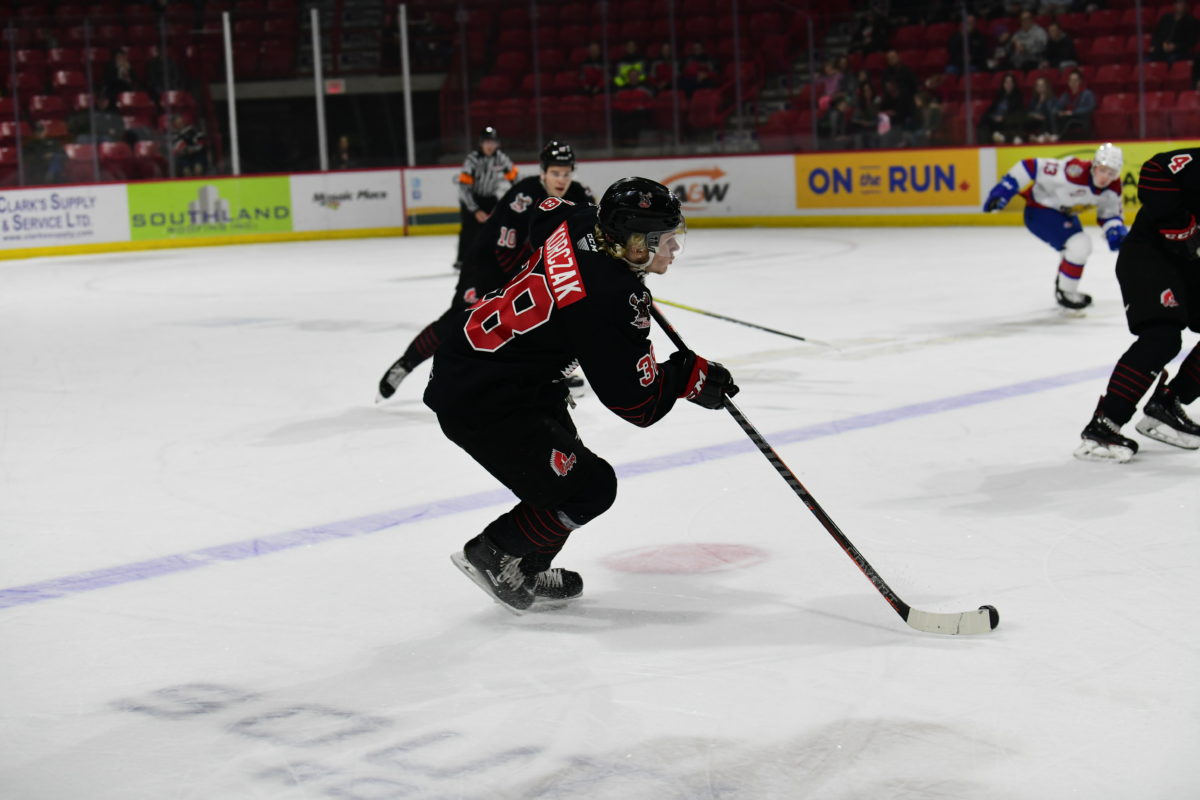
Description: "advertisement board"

(126, 177), (292, 241)
(404, 165), (461, 228)
(291, 170), (404, 232)
(792, 149), (981, 211)
(0, 184), (129, 250)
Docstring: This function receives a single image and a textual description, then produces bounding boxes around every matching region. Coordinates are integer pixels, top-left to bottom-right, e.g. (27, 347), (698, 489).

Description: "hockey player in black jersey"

(1076, 147), (1200, 462)
(376, 141), (595, 401)
(424, 177), (739, 612)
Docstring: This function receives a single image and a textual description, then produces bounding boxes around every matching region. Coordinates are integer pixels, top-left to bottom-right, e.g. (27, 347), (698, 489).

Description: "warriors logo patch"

(638, 192), (652, 208)
(1161, 289), (1181, 308)
(550, 449), (577, 477)
(629, 291), (652, 329)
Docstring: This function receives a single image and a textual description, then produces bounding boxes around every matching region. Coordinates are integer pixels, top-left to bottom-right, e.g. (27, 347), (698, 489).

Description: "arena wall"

(3, 140), (1196, 259)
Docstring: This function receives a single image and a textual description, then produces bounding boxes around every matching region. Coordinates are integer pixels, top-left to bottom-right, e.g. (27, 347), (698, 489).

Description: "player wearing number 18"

(423, 177), (739, 612)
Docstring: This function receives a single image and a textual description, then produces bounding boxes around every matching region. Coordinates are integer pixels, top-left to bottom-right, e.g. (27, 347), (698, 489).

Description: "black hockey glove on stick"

(651, 303), (999, 636)
(669, 350), (739, 409)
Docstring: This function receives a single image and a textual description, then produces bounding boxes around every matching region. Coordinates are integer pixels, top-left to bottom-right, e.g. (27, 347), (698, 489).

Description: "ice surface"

(1, 227), (1197, 799)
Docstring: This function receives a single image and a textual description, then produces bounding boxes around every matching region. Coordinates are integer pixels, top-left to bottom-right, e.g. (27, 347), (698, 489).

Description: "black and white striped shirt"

(456, 149), (518, 211)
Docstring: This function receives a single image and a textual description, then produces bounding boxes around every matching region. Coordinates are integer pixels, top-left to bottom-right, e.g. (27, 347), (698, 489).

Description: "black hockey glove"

(676, 352), (739, 410)
(1161, 215), (1200, 260)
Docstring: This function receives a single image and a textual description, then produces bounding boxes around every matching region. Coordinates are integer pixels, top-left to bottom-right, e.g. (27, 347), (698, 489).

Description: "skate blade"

(449, 552), (528, 615)
(1135, 417), (1200, 450)
(1073, 439), (1135, 463)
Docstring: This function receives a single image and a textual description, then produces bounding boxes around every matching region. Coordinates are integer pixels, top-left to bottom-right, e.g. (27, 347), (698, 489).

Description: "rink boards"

(3, 139), (1196, 259)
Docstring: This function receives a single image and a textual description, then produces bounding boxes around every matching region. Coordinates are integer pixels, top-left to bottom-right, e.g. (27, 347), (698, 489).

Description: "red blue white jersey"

(1007, 157), (1124, 229)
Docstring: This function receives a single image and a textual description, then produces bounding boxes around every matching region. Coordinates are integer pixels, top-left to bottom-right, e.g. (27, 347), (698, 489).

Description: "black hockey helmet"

(598, 177), (682, 242)
(539, 140), (575, 171)
(596, 177), (685, 266)
(479, 126), (499, 141)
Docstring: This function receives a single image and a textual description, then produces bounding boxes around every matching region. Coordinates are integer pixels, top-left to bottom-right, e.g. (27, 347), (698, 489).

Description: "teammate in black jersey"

(424, 177), (739, 612)
(376, 141), (595, 402)
(1076, 147), (1200, 462)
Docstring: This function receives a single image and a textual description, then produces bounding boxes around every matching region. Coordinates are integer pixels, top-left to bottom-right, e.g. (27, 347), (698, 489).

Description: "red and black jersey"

(424, 198), (692, 426)
(1129, 148), (1200, 251)
(465, 176), (596, 297)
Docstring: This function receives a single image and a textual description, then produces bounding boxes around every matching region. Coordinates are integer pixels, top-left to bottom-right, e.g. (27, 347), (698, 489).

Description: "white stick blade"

(906, 606), (998, 636)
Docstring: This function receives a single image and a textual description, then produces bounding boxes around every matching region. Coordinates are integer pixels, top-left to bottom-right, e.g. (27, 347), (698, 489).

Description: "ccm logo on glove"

(1161, 215), (1198, 240)
(681, 355), (739, 410)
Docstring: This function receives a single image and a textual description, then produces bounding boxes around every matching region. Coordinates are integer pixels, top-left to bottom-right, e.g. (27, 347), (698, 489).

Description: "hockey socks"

(1055, 261), (1091, 310)
(1169, 343), (1200, 404)
(404, 322), (442, 366)
(1097, 361), (1157, 426)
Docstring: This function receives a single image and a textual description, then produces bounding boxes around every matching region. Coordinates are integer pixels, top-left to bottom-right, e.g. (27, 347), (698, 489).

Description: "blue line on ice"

(0, 364), (1110, 610)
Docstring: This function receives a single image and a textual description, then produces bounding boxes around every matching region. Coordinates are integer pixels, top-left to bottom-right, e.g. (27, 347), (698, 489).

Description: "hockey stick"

(651, 303), (999, 636)
(654, 297), (833, 346)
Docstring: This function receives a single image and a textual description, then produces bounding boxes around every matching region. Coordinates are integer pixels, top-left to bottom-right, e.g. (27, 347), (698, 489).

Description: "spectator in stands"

(1041, 22), (1079, 69)
(1152, 0), (1199, 64)
(850, 73), (882, 149)
(948, 14), (989, 75)
(905, 90), (943, 147)
(579, 42), (606, 96)
(815, 59), (847, 112)
(169, 113), (208, 177)
(648, 44), (676, 94)
(22, 120), (67, 184)
(823, 94), (857, 150)
(923, 73), (946, 104)
(67, 93), (125, 143)
(878, 78), (915, 146)
(850, 9), (891, 55)
(334, 135), (359, 170)
(1009, 11), (1048, 70)
(980, 72), (1025, 144)
(1054, 68), (1095, 140)
(612, 40), (647, 93)
(1025, 75), (1059, 142)
(103, 47), (138, 106)
(680, 42), (718, 96)
(882, 50), (918, 102)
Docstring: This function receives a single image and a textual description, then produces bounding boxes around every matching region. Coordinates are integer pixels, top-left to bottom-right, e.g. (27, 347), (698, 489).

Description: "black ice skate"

(1135, 375), (1200, 450)
(376, 356), (412, 402)
(531, 568), (583, 606)
(1074, 413), (1139, 463)
(451, 534), (535, 613)
(1055, 287), (1093, 311)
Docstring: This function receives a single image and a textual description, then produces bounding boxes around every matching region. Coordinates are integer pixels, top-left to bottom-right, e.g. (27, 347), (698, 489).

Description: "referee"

(454, 126), (517, 270)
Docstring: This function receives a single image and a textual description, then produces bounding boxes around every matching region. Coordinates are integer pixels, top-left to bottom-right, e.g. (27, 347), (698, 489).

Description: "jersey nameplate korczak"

(543, 222), (587, 308)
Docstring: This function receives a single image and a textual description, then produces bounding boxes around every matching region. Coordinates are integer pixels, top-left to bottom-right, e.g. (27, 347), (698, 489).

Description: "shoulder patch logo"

(1161, 289), (1181, 308)
(1067, 162), (1083, 178)
(543, 222), (587, 308)
(629, 291), (651, 329)
(1169, 154), (1193, 174)
(550, 449), (577, 477)
(509, 192), (532, 213)
(538, 196), (576, 211)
